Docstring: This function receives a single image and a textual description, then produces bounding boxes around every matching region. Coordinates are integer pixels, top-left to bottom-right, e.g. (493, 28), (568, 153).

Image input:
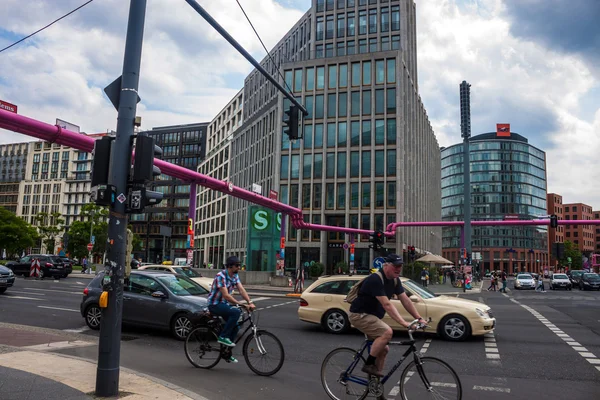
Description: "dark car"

(579, 273), (600, 291)
(59, 257), (74, 276)
(5, 255), (66, 279)
(568, 270), (584, 286)
(80, 270), (209, 340)
(0, 265), (16, 294)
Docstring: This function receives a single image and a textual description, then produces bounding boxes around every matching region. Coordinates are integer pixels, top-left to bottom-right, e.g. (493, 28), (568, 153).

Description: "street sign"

(373, 257), (385, 270)
(0, 100), (17, 113)
(91, 235), (96, 244)
(87, 243), (94, 251)
(343, 243), (349, 250)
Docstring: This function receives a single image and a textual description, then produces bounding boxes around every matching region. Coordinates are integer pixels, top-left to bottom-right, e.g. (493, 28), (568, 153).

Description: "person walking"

(420, 268), (429, 287)
(487, 272), (496, 291)
(82, 257), (88, 274)
(500, 271), (508, 293)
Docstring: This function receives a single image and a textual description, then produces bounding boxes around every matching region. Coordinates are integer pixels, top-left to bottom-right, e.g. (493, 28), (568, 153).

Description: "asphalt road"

(1, 276), (600, 400)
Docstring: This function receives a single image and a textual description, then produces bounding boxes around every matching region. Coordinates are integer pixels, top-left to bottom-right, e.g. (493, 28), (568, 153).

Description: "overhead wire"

(0, 0), (95, 54)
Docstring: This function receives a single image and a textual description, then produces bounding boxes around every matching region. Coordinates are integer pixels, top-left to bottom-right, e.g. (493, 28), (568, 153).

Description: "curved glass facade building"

(441, 131), (548, 274)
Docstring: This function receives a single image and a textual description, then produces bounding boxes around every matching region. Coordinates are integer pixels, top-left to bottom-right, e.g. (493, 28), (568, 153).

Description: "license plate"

(57, 266), (63, 269)
(0, 279), (6, 283)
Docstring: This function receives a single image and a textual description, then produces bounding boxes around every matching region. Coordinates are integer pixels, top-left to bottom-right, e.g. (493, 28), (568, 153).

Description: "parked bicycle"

(184, 305), (285, 376)
(321, 319), (462, 400)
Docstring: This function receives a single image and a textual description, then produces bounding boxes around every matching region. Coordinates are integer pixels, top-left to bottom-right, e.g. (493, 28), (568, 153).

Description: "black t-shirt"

(350, 272), (405, 319)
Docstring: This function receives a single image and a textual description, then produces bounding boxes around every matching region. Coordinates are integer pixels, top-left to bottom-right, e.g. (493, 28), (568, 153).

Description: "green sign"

(251, 209), (271, 231)
(247, 206), (283, 272)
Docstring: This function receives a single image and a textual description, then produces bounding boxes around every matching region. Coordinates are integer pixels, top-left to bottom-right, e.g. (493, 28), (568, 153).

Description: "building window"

(387, 59), (396, 83)
(316, 45), (324, 58)
(391, 35), (400, 50)
(291, 155), (300, 178)
(316, 67), (325, 89)
(381, 36), (390, 51)
(315, 124), (324, 148)
(338, 92), (348, 117)
(375, 120), (385, 144)
(359, 39), (367, 53)
(362, 90), (371, 115)
(325, 43), (334, 57)
(362, 61), (371, 85)
(337, 183), (346, 209)
(351, 183), (359, 208)
(306, 67), (315, 90)
(358, 10), (367, 34)
(337, 152), (346, 177)
(338, 122), (347, 147)
(337, 42), (346, 56)
(375, 150), (384, 176)
(351, 121), (360, 146)
(350, 151), (360, 177)
(326, 152), (335, 177)
(313, 183), (322, 209)
(326, 15), (334, 39)
(387, 88), (396, 113)
(304, 125), (313, 149)
(315, 95), (324, 118)
(375, 182), (384, 207)
(294, 69), (303, 92)
(369, 8), (377, 33)
(387, 182), (396, 208)
(305, 95), (314, 119)
(303, 154), (312, 178)
(361, 150), (371, 177)
(337, 14), (346, 38)
(362, 182), (371, 208)
(387, 150), (396, 176)
(375, 89), (385, 114)
(351, 91), (360, 116)
(327, 94), (337, 118)
(303, 184), (311, 208)
(362, 120), (371, 145)
(391, 5), (400, 31)
(326, 183), (335, 209)
(347, 40), (356, 55)
(316, 15), (324, 39)
(281, 155), (289, 179)
(381, 6), (389, 32)
(352, 63), (360, 86)
(369, 38), (377, 52)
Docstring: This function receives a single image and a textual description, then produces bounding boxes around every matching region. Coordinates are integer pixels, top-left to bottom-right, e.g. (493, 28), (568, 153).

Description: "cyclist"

(349, 254), (427, 385)
(207, 256), (256, 363)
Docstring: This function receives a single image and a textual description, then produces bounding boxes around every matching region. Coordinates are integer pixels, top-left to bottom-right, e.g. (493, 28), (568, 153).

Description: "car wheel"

(171, 313), (193, 340)
(85, 305), (102, 330)
(322, 309), (349, 334)
(0, 288), (6, 294)
(439, 315), (471, 341)
(38, 269), (45, 279)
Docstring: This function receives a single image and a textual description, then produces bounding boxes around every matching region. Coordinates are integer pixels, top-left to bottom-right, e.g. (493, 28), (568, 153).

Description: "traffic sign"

(91, 235), (96, 244)
(343, 243), (349, 250)
(87, 243), (94, 251)
(373, 257), (385, 270)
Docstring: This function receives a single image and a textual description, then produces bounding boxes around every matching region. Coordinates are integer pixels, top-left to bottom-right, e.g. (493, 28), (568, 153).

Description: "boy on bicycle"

(207, 256), (256, 363)
(349, 254), (427, 386)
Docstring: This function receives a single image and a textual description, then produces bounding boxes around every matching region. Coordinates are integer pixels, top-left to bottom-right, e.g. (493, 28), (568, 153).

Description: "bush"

(335, 261), (349, 274)
(310, 262), (325, 278)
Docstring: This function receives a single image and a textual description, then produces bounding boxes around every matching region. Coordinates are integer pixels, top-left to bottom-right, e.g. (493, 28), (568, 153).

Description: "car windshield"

(403, 279), (437, 299)
(584, 273), (600, 281)
(173, 267), (201, 278)
(571, 271), (583, 277)
(517, 274), (532, 280)
(156, 275), (208, 296)
(50, 256), (63, 263)
(553, 274), (568, 279)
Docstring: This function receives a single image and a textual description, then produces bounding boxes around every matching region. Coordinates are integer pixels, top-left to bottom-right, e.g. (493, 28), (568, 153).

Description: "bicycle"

(184, 305), (285, 376)
(321, 319), (462, 400)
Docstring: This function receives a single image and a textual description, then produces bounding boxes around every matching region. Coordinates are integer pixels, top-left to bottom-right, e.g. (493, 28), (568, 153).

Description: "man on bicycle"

(349, 254), (427, 382)
(207, 256), (256, 362)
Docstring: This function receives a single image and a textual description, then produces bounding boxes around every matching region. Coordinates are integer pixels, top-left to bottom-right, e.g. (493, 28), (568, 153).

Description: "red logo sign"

(269, 190), (278, 200)
(496, 123), (510, 137)
(0, 100), (18, 114)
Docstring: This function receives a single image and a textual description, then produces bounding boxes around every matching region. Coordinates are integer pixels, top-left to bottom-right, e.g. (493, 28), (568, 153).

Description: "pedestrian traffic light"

(550, 214), (558, 228)
(127, 135), (164, 213)
(370, 231), (385, 251)
(90, 136), (116, 206)
(283, 105), (300, 140)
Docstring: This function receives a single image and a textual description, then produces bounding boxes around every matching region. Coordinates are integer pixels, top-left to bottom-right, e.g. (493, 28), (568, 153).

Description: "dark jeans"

(208, 303), (241, 341)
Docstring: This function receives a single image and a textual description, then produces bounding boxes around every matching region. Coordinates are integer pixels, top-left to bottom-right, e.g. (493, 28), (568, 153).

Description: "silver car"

(550, 273), (572, 290)
(514, 274), (535, 290)
(80, 270), (209, 340)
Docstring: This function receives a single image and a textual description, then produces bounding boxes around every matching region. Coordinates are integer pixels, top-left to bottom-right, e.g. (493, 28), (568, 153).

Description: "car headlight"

(475, 308), (488, 318)
(516, 280), (520, 285)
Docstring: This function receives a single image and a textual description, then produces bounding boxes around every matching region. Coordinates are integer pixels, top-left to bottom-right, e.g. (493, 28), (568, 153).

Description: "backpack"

(344, 271), (399, 303)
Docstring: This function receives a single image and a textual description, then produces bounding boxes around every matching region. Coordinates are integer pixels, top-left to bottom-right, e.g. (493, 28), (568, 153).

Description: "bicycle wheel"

(399, 356), (462, 400)
(243, 329), (285, 376)
(321, 347), (369, 400)
(184, 327), (222, 369)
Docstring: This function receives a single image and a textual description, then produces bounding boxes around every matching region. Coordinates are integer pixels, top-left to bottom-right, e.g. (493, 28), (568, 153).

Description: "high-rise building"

(441, 130), (549, 274)
(225, 0), (441, 271)
(546, 193), (564, 267)
(130, 123), (208, 263)
(0, 142), (30, 213)
(563, 202), (594, 255)
(195, 90), (243, 268)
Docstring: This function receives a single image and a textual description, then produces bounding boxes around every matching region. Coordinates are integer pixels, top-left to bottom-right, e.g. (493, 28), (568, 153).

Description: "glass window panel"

(315, 94), (324, 118)
(314, 153), (323, 178)
(281, 185), (289, 204)
(339, 64), (348, 87)
(351, 183), (359, 208)
(294, 69), (303, 92)
(347, 40), (356, 55)
(325, 43), (334, 57)
(387, 182), (396, 208)
(369, 9), (377, 34)
(351, 91), (360, 116)
(290, 184), (299, 207)
(362, 214), (370, 232)
(338, 122), (347, 147)
(326, 152), (335, 177)
(386, 59), (396, 83)
(350, 214), (358, 229)
(313, 183), (322, 209)
(375, 182), (384, 207)
(359, 10), (367, 34)
(304, 95), (314, 119)
(312, 214), (321, 240)
(316, 44), (324, 58)
(350, 151), (360, 177)
(381, 36), (390, 51)
(337, 152), (346, 177)
(362, 182), (371, 208)
(387, 88), (396, 113)
(359, 39), (367, 53)
(337, 42), (346, 56)
(376, 60), (385, 84)
(304, 124), (313, 149)
(338, 92), (347, 117)
(303, 184), (311, 208)
(327, 123), (336, 147)
(337, 13), (345, 37)
(387, 149), (396, 176)
(315, 124), (324, 147)
(327, 94), (336, 118)
(375, 89), (385, 114)
(387, 118), (396, 144)
(281, 155), (289, 179)
(316, 67), (325, 89)
(362, 90), (371, 115)
(326, 183), (335, 209)
(291, 155), (300, 178)
(374, 213), (384, 230)
(347, 12), (355, 35)
(375, 119), (385, 144)
(351, 63), (361, 86)
(363, 61), (371, 85)
(369, 38), (377, 52)
(381, 7), (389, 32)
(306, 67), (315, 90)
(337, 183), (346, 209)
(391, 35), (400, 50)
(362, 120), (371, 145)
(361, 150), (371, 177)
(391, 6), (400, 31)
(375, 150), (384, 176)
(328, 65), (337, 89)
(303, 154), (312, 178)
(285, 70), (293, 90)
(351, 121), (360, 146)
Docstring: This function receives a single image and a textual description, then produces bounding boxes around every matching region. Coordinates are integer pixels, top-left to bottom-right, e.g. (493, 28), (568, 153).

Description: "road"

(1, 276), (599, 399)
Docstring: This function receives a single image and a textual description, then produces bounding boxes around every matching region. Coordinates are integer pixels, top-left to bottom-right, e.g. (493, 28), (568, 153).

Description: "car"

(568, 270), (584, 286)
(0, 264), (16, 294)
(137, 264), (214, 291)
(297, 275), (495, 341)
(5, 254), (66, 279)
(579, 273), (600, 291)
(550, 273), (572, 290)
(59, 257), (74, 277)
(80, 270), (209, 340)
(514, 274), (535, 290)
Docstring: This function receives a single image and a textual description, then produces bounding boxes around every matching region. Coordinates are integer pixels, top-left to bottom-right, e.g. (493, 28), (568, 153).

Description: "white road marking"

(586, 359), (600, 365)
(3, 295), (44, 301)
(76, 281), (85, 285)
(250, 297), (270, 302)
(256, 300), (296, 311)
(420, 338), (432, 354)
(5, 290), (45, 296)
(18, 287), (81, 295)
(573, 346), (588, 352)
(63, 326), (90, 333)
(473, 385), (511, 393)
(38, 306), (79, 312)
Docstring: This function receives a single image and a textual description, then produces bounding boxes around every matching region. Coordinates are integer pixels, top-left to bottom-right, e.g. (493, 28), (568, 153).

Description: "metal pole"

(88, 209), (94, 272)
(459, 81), (472, 268)
(95, 0), (146, 396)
(188, 183), (197, 267)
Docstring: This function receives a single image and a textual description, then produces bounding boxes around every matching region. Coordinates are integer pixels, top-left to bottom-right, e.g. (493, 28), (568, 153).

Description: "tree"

(559, 240), (582, 269)
(34, 211), (65, 254)
(67, 204), (109, 260)
(0, 208), (39, 258)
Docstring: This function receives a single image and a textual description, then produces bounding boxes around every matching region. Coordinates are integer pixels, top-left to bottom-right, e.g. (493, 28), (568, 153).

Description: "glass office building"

(226, 0), (441, 272)
(441, 131), (549, 274)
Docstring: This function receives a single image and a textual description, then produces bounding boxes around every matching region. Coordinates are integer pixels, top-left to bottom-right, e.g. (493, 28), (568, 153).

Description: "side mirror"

(409, 295), (420, 303)
(151, 291), (167, 299)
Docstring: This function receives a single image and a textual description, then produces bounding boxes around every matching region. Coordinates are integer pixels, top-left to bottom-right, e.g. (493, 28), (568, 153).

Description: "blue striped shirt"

(207, 270), (240, 305)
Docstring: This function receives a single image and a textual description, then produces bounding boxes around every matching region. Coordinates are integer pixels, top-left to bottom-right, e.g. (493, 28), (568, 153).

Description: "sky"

(0, 0), (599, 207)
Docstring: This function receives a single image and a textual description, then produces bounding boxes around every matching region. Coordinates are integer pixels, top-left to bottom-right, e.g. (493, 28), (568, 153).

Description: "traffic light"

(370, 231), (385, 251)
(550, 214), (558, 228)
(409, 246), (416, 260)
(127, 135), (164, 213)
(90, 136), (116, 206)
(283, 105), (300, 140)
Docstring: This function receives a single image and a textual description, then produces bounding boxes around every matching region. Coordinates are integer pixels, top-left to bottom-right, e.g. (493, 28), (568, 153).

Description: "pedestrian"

(420, 268), (429, 287)
(487, 273), (496, 291)
(443, 270), (447, 284)
(536, 275), (546, 292)
(500, 271), (507, 293)
(82, 257), (88, 274)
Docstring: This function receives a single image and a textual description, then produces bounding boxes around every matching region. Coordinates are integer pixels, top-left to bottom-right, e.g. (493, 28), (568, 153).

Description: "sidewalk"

(0, 323), (209, 400)
(427, 279), (483, 295)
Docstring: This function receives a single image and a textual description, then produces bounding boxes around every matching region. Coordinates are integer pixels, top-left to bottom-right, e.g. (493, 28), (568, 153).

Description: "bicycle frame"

(344, 339), (420, 386)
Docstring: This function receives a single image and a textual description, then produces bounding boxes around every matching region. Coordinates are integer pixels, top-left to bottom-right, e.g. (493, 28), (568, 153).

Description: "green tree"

(34, 211), (65, 254)
(0, 208), (39, 258)
(66, 204), (109, 260)
(559, 240), (582, 269)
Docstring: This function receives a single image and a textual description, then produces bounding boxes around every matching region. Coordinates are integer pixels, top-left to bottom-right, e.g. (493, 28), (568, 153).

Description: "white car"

(514, 274), (535, 290)
(550, 273), (572, 290)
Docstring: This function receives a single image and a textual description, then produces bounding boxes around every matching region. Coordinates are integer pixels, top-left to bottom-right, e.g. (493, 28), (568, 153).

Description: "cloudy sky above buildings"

(0, 0), (599, 206)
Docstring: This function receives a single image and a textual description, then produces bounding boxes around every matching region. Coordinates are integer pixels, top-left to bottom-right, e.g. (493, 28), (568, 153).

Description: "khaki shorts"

(349, 312), (390, 340)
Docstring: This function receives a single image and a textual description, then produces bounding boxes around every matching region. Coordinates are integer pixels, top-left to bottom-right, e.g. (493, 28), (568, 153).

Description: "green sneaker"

(218, 337), (235, 347)
(226, 356), (238, 363)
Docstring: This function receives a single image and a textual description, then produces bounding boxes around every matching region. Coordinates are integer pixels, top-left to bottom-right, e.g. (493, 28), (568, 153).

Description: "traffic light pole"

(95, 0), (147, 396)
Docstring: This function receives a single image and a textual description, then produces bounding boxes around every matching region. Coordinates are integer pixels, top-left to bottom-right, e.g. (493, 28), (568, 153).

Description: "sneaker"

(218, 337), (235, 347)
(361, 363), (383, 377)
(225, 356), (238, 363)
